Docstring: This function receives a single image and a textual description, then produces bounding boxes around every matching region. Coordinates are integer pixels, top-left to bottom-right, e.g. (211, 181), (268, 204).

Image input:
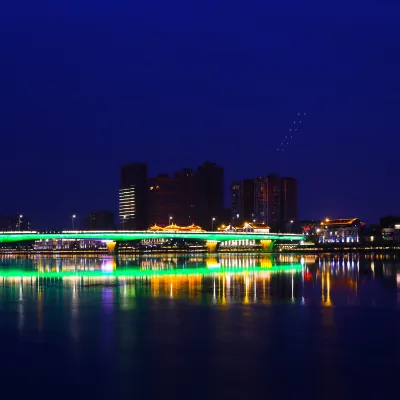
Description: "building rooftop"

(148, 223), (205, 232)
(218, 222), (270, 231)
(243, 222), (271, 229)
(320, 218), (363, 226)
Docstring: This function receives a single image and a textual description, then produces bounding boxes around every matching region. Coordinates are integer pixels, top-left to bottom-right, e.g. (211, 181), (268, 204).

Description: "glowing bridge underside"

(0, 231), (305, 243)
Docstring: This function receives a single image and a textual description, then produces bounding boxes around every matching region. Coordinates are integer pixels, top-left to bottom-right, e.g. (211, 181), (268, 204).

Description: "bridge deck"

(0, 231), (305, 243)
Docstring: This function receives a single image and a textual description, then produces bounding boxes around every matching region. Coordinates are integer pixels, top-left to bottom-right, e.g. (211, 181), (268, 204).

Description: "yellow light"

(325, 218), (330, 223)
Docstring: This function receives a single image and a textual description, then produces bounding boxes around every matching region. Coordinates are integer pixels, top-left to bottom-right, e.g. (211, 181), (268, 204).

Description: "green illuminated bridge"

(0, 231), (305, 252)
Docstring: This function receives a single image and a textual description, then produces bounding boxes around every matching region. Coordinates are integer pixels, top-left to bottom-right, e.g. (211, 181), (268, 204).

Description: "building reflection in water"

(0, 253), (399, 307)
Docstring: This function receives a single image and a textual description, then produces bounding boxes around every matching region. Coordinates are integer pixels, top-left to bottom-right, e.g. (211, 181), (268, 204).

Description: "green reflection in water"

(0, 264), (302, 278)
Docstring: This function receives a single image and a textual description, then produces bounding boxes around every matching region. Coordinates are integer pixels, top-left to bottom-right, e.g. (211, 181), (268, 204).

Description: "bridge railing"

(59, 230), (303, 237)
(0, 231), (38, 234)
(0, 230), (303, 237)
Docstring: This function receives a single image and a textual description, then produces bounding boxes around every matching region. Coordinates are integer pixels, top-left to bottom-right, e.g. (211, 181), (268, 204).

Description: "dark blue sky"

(1, 1), (399, 228)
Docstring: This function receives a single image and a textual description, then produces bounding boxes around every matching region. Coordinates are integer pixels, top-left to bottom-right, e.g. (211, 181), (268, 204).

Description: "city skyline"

(1, 157), (399, 230)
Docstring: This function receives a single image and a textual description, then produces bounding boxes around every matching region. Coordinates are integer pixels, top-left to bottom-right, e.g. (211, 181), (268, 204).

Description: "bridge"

(0, 230), (305, 253)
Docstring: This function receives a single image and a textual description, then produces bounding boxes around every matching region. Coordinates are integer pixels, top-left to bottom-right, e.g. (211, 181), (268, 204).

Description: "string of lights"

(277, 112), (307, 152)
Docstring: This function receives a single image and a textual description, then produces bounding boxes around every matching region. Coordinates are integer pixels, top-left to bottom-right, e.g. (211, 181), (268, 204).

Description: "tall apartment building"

(195, 162), (224, 230)
(148, 174), (182, 226)
(231, 179), (255, 223)
(148, 170), (198, 227)
(148, 163), (224, 230)
(254, 175), (282, 230)
(119, 163), (148, 230)
(173, 168), (197, 226)
(231, 175), (298, 232)
(281, 177), (297, 227)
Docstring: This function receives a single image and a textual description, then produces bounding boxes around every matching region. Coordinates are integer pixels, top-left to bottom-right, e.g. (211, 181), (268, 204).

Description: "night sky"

(1, 1), (399, 229)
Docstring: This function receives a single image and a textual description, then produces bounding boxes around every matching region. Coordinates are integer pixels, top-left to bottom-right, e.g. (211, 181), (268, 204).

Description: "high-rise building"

(119, 163), (148, 230)
(231, 179), (255, 223)
(148, 166), (218, 228)
(281, 177), (298, 227)
(148, 174), (181, 226)
(231, 175), (298, 232)
(146, 162), (224, 230)
(83, 211), (115, 230)
(195, 162), (224, 230)
(254, 175), (282, 230)
(173, 168), (197, 225)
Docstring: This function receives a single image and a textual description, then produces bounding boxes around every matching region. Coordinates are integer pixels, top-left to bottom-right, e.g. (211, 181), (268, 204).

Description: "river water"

(0, 253), (399, 399)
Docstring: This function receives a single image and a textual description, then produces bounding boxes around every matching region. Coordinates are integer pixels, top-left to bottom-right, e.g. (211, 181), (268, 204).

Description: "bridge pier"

(105, 241), (117, 254)
(205, 241), (219, 253)
(260, 239), (274, 252)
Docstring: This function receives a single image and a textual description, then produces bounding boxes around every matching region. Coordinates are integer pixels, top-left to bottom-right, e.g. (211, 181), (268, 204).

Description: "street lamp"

(72, 214), (76, 230)
(18, 214), (23, 231)
(212, 217), (216, 231)
(122, 215), (127, 230)
(290, 220), (294, 233)
(169, 216), (173, 226)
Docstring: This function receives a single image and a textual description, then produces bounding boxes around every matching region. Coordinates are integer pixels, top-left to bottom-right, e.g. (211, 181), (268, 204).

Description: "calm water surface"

(0, 253), (399, 399)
